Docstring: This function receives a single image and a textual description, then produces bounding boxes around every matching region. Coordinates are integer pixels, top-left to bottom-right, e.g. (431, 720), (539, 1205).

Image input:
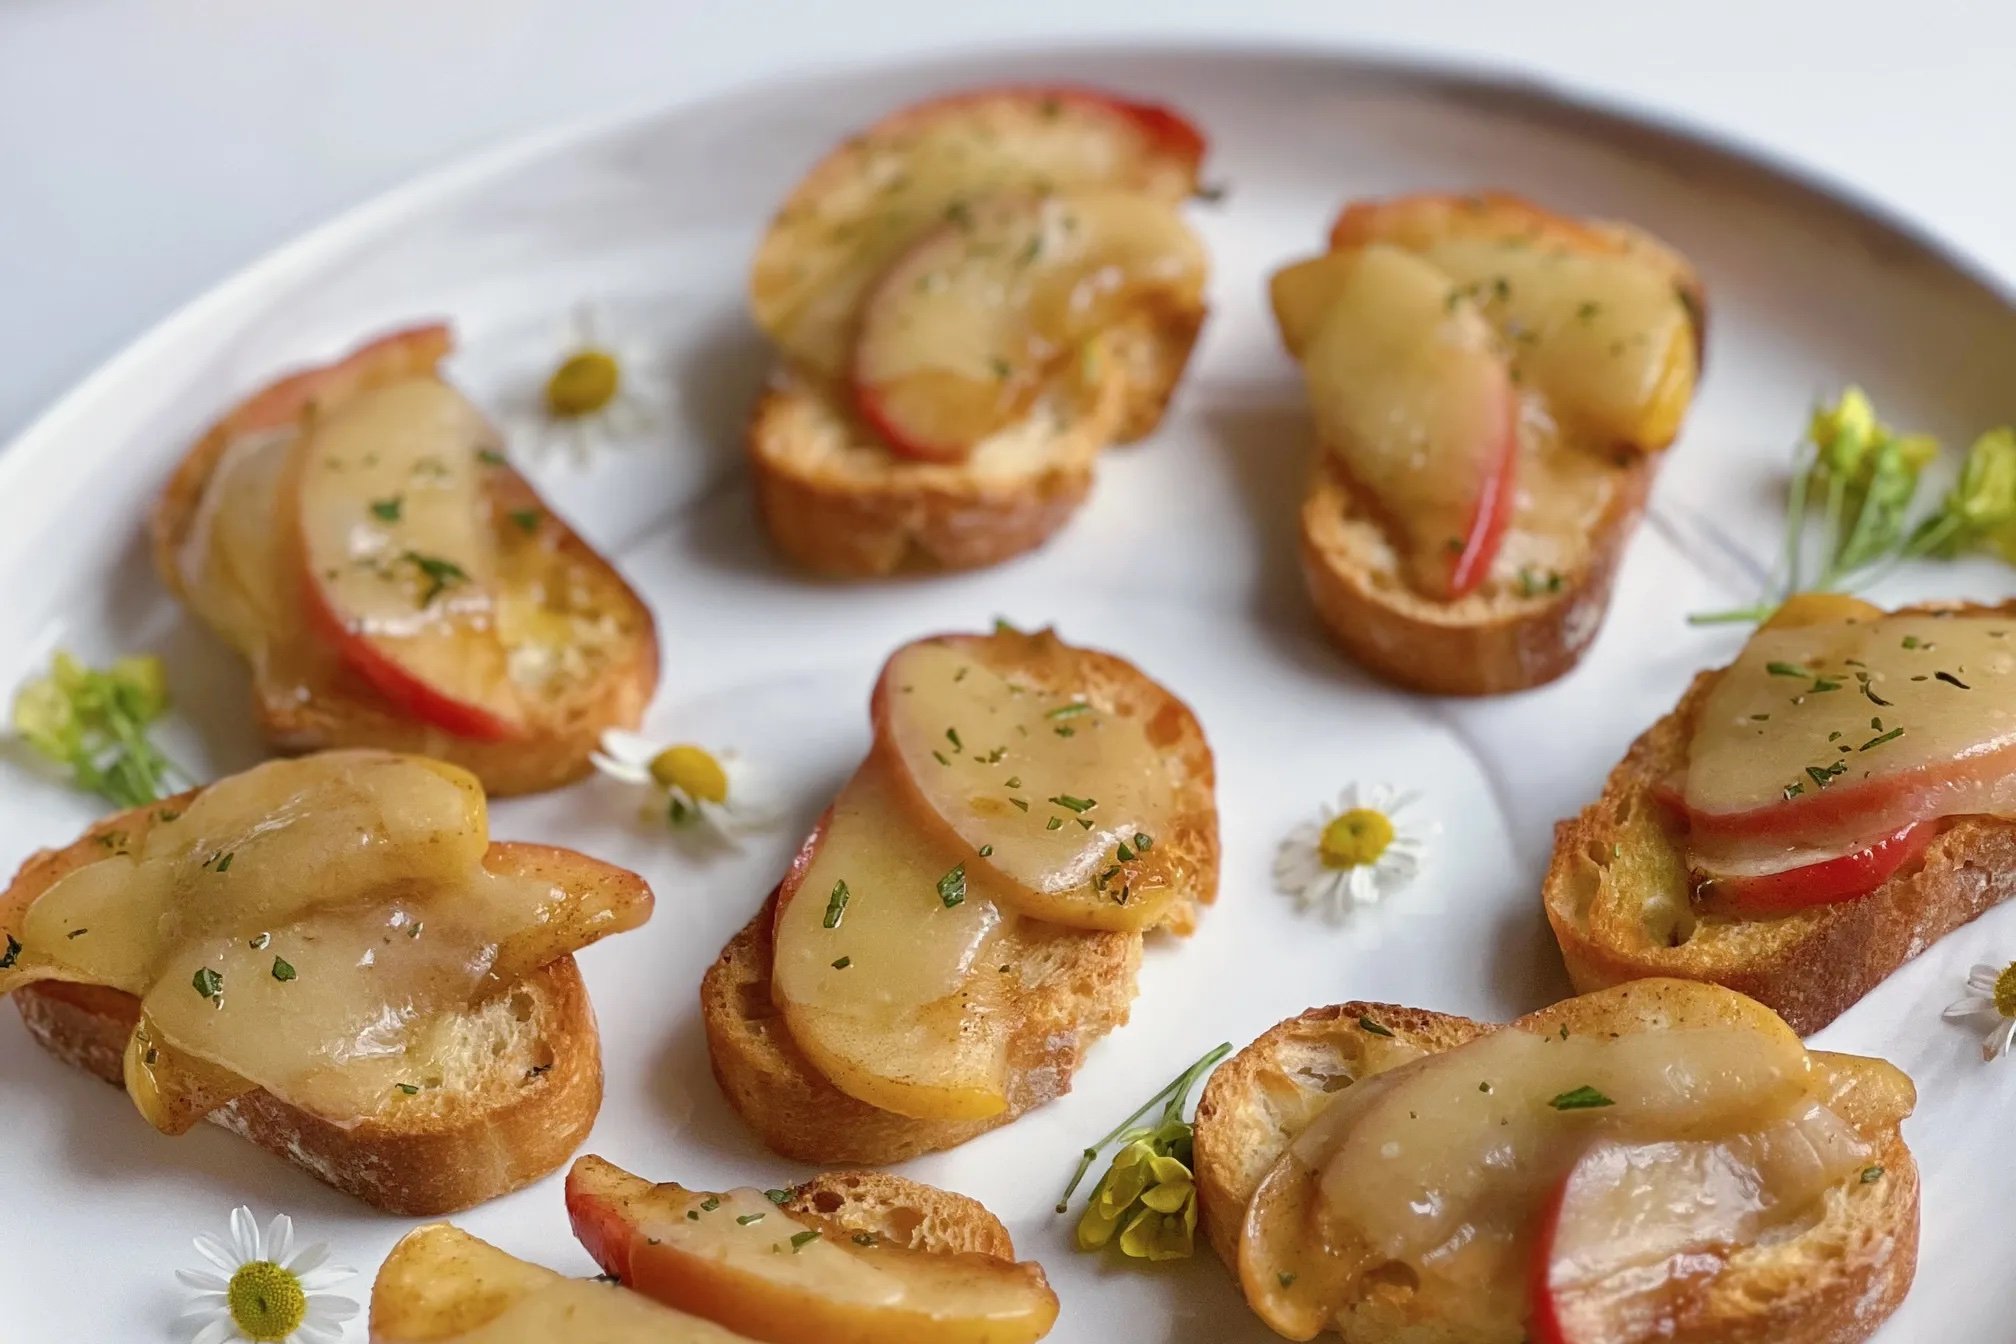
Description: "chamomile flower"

(1943, 960), (2016, 1060)
(591, 728), (768, 842)
(526, 304), (662, 463)
(175, 1206), (356, 1344)
(1274, 782), (1436, 919)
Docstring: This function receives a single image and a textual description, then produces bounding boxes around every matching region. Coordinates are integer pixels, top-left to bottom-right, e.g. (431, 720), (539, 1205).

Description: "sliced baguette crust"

(1544, 601), (2016, 1034)
(1300, 451), (1655, 696)
(749, 312), (1202, 577)
(149, 325), (659, 797)
(2, 793), (639, 1214)
(704, 628), (1217, 1162)
(783, 1169), (1018, 1259)
(1296, 194), (1704, 696)
(1192, 982), (1919, 1344)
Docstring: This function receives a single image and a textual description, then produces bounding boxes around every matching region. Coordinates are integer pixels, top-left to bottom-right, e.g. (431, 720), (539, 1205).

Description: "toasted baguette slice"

(1193, 980), (1919, 1344)
(150, 324), (659, 797)
(1293, 193), (1705, 696)
(372, 1224), (760, 1342)
(749, 313), (1202, 576)
(780, 1168), (1017, 1260)
(704, 627), (1218, 1163)
(2, 792), (642, 1215)
(1544, 600), (2016, 1034)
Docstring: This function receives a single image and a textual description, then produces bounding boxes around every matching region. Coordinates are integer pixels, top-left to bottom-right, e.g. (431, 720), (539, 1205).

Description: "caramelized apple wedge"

(1296, 244), (1519, 598)
(565, 1157), (1059, 1344)
(372, 1223), (759, 1342)
(751, 86), (1204, 379)
(770, 761), (1016, 1121)
(853, 191), (1206, 459)
(294, 378), (525, 740)
(873, 635), (1181, 931)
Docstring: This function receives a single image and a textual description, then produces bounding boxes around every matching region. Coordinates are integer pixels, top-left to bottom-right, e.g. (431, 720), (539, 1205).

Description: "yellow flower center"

(1994, 962), (2016, 1019)
(1319, 808), (1395, 870)
(649, 745), (728, 804)
(545, 349), (621, 418)
(226, 1261), (307, 1342)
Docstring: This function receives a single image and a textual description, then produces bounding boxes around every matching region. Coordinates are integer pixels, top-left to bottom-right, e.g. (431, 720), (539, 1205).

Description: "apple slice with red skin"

(1692, 820), (1939, 915)
(1297, 243), (1519, 599)
(752, 85), (1204, 379)
(293, 378), (526, 740)
(852, 190), (1205, 461)
(565, 1156), (1060, 1344)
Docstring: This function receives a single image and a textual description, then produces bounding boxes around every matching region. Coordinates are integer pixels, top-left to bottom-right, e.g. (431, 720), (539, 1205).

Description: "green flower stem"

(1055, 1042), (1231, 1213)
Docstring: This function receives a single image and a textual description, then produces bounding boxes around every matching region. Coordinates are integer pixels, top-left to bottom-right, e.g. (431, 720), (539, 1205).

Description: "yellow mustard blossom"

(1060, 1042), (1230, 1263)
(11, 651), (179, 807)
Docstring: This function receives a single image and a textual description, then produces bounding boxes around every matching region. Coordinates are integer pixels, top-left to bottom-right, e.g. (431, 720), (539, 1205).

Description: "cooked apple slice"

(852, 190), (1205, 460)
(751, 86), (1204, 379)
(1680, 612), (2016, 857)
(770, 761), (1015, 1121)
(1297, 244), (1519, 598)
(294, 377), (525, 739)
(372, 1223), (759, 1342)
(872, 636), (1179, 931)
(1531, 1115), (1870, 1344)
(1692, 820), (1938, 915)
(565, 1157), (1059, 1344)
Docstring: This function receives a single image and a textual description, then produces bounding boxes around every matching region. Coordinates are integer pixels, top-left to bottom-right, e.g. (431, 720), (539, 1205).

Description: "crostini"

(1546, 593), (2016, 1033)
(151, 323), (659, 797)
(565, 1155), (1059, 1343)
(1270, 192), (1706, 694)
(0, 749), (652, 1213)
(372, 1223), (760, 1342)
(747, 86), (1211, 576)
(703, 624), (1218, 1162)
(1192, 979), (1917, 1344)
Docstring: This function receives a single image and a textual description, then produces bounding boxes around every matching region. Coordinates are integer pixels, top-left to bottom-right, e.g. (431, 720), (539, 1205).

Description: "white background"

(4, 0), (2014, 445)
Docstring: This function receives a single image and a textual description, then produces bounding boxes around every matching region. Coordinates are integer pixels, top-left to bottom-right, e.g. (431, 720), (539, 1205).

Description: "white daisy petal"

(191, 1317), (238, 1344)
(1945, 997), (1992, 1021)
(1968, 966), (2000, 993)
(192, 1234), (238, 1274)
(175, 1268), (231, 1292)
(264, 1213), (293, 1267)
(230, 1206), (261, 1263)
(1990, 1017), (2016, 1061)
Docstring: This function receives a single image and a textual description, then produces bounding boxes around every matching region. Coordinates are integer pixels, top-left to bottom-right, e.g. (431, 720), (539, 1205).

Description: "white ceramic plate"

(4, 42), (2014, 1343)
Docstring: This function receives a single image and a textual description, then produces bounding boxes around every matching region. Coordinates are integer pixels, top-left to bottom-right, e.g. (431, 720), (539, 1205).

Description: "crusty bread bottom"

(1300, 448), (1654, 696)
(701, 898), (1140, 1165)
(1545, 607), (2016, 1034)
(748, 312), (1203, 577)
(14, 959), (600, 1216)
(1194, 983), (1919, 1344)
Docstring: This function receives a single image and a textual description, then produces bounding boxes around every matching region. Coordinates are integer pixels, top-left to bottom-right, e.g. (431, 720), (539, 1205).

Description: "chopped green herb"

(403, 551), (470, 606)
(852, 1232), (878, 1247)
(249, 932), (270, 950)
(822, 880), (850, 930)
(1548, 1085), (1614, 1111)
(831, 956), (852, 970)
(0, 933), (19, 969)
(370, 496), (404, 522)
(701, 1196), (721, 1212)
(1902, 635), (1922, 649)
(737, 1213), (765, 1225)
(978, 844), (993, 857)
(1134, 832), (1153, 852)
(1049, 794), (1095, 813)
(396, 1082), (420, 1095)
(1766, 662), (1812, 678)
(1937, 670), (1972, 689)
(1046, 703), (1092, 721)
(789, 1230), (821, 1251)
(508, 507), (542, 534)
(1861, 727), (1906, 751)
(1861, 1165), (1884, 1183)
(191, 967), (224, 1003)
(1357, 1015), (1395, 1038)
(1277, 1271), (1297, 1288)
(765, 1189), (790, 1205)
(937, 864), (967, 908)
(1045, 817), (1063, 831)
(270, 957), (296, 983)
(1010, 797), (1030, 812)
(1004, 776), (1022, 789)
(946, 727), (963, 751)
